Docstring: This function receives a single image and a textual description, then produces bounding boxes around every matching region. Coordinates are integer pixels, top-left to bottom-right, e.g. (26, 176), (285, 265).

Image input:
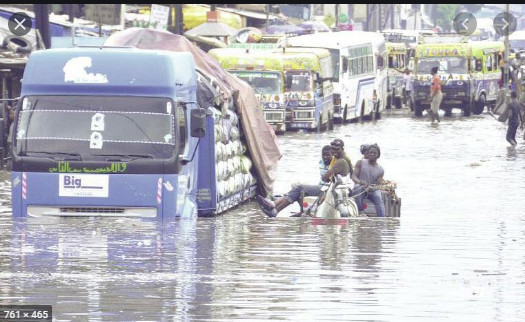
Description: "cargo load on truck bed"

(105, 27), (282, 198)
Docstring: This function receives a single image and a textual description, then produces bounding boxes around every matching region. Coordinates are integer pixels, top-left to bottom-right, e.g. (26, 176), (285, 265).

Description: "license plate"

(291, 122), (312, 129)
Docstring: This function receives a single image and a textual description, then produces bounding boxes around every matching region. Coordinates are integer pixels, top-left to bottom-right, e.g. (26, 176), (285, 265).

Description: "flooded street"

(1, 109), (525, 321)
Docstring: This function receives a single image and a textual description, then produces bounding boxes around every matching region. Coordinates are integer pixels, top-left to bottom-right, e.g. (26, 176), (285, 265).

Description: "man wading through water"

(506, 90), (523, 146)
(428, 66), (442, 123)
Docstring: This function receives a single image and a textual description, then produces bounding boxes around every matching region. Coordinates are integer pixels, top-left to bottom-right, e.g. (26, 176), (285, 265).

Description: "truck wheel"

(444, 107), (453, 117)
(414, 101), (424, 117)
(317, 114), (323, 133)
(342, 106), (347, 123)
(327, 114), (334, 130)
(473, 94), (485, 115)
(463, 100), (472, 117)
(374, 101), (381, 120)
(394, 96), (402, 109)
(386, 93), (392, 109)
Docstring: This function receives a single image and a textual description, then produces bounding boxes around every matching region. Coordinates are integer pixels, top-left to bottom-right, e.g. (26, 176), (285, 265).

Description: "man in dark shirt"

(506, 90), (523, 146)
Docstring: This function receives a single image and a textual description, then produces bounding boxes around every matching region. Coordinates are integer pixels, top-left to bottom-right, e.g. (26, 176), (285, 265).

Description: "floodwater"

(1, 108), (525, 321)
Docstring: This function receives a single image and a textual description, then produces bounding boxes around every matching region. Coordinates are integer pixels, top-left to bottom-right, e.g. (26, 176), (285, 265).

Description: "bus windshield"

(416, 57), (468, 75)
(284, 70), (312, 92)
(231, 71), (282, 95)
(15, 96), (176, 159)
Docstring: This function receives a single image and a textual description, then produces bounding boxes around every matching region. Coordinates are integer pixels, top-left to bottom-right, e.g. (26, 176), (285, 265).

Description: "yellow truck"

(385, 42), (409, 109)
(269, 47), (334, 131)
(209, 45), (335, 132)
(208, 47), (287, 132)
(413, 36), (504, 117)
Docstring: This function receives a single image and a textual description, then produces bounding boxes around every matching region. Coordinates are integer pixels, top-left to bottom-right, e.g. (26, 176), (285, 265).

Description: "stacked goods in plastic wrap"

(211, 108), (257, 213)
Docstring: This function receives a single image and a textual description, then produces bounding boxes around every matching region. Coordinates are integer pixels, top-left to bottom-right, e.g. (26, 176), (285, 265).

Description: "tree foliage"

(435, 4), (483, 32)
(436, 4), (458, 32)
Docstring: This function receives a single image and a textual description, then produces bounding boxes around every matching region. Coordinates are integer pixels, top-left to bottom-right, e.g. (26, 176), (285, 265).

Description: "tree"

(435, 4), (483, 32)
(435, 4), (458, 32)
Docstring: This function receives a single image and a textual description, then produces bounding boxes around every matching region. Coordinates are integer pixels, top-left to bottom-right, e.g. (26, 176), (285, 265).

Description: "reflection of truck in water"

(7, 45), (276, 219)
(413, 37), (504, 117)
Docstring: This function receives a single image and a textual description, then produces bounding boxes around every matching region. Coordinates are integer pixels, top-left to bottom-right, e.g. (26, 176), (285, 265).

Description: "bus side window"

(352, 58), (358, 75)
(485, 55), (493, 71)
(475, 58), (482, 72)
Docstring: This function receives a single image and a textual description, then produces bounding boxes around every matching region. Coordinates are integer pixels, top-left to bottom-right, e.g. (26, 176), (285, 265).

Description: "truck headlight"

(299, 100), (309, 106)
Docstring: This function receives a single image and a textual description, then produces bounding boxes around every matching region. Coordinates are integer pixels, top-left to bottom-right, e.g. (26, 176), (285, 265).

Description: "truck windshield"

(231, 71), (282, 95)
(15, 96), (176, 159)
(416, 57), (468, 75)
(284, 70), (312, 92)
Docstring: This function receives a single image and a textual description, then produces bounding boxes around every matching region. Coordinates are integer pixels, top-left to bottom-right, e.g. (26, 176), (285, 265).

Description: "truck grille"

(27, 205), (157, 218)
(264, 111), (284, 121)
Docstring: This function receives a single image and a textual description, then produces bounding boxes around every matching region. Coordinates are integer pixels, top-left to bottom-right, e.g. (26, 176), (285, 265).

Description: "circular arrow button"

(453, 13), (477, 36)
(8, 12), (32, 36)
(493, 12), (517, 37)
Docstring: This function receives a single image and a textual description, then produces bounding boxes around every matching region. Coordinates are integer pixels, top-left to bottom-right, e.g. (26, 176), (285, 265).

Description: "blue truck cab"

(8, 47), (241, 219)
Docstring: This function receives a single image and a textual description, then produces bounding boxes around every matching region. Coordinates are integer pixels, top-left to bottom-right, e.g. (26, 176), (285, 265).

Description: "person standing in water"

(506, 90), (523, 146)
(429, 66), (442, 123)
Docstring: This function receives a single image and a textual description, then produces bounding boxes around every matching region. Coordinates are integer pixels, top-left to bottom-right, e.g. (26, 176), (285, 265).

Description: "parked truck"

(6, 46), (273, 218)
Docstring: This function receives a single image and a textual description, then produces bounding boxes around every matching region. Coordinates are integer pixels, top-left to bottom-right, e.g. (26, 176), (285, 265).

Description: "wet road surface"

(1, 108), (524, 321)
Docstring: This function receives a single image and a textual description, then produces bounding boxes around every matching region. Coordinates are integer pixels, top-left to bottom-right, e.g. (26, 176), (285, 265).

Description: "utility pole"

(414, 5), (418, 30)
(34, 4), (51, 49)
(504, 3), (510, 98)
(390, 4), (396, 29)
(334, 4), (338, 29)
(266, 4), (270, 29)
(378, 4), (382, 32)
(174, 4), (183, 35)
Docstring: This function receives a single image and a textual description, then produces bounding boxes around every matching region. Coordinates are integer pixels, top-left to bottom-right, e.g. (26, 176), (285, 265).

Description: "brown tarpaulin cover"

(104, 28), (281, 196)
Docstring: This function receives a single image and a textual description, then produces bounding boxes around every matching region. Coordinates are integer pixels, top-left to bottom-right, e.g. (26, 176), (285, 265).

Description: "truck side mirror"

(190, 108), (206, 138)
(0, 118), (5, 149)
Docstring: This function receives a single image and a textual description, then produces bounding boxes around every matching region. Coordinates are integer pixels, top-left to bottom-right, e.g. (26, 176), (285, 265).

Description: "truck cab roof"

(22, 47), (196, 98)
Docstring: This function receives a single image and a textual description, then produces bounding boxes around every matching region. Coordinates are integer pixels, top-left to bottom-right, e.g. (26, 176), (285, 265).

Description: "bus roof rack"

(419, 34), (468, 44)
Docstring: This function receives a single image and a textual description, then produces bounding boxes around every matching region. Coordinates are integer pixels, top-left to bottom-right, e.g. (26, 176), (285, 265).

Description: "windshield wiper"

(21, 151), (82, 161)
(91, 154), (154, 161)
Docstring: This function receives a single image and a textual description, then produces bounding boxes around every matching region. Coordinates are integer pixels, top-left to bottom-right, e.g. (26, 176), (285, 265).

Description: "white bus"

(283, 31), (388, 122)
